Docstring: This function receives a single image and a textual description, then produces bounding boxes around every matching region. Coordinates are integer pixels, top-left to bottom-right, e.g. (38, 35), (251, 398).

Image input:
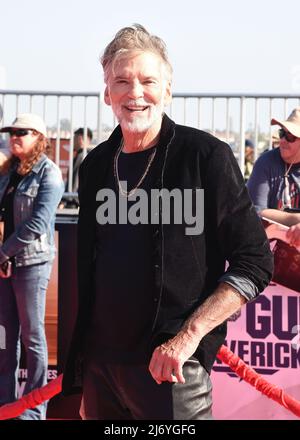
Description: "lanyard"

(283, 162), (294, 209)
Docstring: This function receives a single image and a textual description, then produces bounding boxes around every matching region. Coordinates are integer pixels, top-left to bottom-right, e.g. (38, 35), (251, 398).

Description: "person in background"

(0, 105), (8, 167)
(62, 24), (273, 420)
(0, 113), (64, 419)
(248, 107), (300, 248)
(69, 127), (93, 194)
(244, 139), (255, 182)
(0, 151), (7, 168)
(272, 130), (280, 149)
(61, 127), (93, 209)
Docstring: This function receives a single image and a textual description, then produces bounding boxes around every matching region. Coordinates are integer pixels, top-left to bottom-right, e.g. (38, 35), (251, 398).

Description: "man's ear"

(104, 86), (111, 106)
(164, 81), (172, 106)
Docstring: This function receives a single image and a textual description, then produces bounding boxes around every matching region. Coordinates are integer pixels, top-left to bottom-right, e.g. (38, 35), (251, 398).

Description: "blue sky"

(1, 0), (300, 95)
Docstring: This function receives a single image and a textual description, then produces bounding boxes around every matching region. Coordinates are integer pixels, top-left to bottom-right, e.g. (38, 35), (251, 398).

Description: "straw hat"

(0, 113), (47, 137)
(271, 107), (300, 138)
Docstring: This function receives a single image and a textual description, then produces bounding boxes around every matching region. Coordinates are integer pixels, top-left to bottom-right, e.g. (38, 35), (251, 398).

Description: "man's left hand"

(148, 331), (200, 385)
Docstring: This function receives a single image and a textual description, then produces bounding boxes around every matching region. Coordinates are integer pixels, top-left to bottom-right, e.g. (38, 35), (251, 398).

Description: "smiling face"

(104, 51), (171, 137)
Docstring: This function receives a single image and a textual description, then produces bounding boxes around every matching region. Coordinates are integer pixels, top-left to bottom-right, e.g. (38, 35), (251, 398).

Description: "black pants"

(80, 357), (213, 420)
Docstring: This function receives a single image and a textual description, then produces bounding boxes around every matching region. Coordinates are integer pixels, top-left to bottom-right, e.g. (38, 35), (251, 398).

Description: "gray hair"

(101, 24), (173, 83)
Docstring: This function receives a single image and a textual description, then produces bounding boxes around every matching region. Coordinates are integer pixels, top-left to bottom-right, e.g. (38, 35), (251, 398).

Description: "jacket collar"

(85, 114), (176, 193)
(9, 153), (47, 175)
(31, 154), (48, 173)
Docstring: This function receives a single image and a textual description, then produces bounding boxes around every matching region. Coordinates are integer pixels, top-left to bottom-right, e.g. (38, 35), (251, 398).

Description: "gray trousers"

(80, 357), (213, 420)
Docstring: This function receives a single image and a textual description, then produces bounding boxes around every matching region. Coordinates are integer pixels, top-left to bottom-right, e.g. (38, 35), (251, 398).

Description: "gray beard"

(113, 102), (165, 133)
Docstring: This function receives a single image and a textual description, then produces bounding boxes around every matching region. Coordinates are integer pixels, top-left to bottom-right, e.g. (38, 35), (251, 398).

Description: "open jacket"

(0, 154), (64, 266)
(62, 114), (273, 395)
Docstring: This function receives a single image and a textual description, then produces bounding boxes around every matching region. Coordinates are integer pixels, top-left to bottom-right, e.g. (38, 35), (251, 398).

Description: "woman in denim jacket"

(0, 113), (64, 419)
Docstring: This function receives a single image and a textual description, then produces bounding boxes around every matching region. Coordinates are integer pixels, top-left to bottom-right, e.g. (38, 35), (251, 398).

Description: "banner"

(212, 282), (300, 419)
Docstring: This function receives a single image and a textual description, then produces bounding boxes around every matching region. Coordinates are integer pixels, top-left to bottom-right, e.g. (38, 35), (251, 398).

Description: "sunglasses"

(278, 128), (298, 143)
(8, 129), (33, 138)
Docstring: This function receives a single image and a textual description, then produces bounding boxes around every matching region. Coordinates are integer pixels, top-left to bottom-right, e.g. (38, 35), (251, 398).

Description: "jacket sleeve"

(247, 154), (271, 211)
(0, 165), (64, 264)
(205, 141), (273, 300)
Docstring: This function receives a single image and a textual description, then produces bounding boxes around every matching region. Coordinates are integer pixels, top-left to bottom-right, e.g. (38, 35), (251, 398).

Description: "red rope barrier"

(217, 345), (300, 418)
(1, 345), (300, 419)
(0, 374), (62, 420)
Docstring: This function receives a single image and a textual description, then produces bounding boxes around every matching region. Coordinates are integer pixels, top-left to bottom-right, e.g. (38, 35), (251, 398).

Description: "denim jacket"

(0, 154), (64, 267)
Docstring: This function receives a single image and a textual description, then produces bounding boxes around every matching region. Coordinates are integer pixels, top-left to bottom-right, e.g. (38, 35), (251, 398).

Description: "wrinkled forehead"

(105, 50), (169, 82)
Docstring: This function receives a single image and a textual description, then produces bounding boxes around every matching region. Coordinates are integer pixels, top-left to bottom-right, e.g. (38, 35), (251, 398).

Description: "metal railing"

(1, 90), (300, 187)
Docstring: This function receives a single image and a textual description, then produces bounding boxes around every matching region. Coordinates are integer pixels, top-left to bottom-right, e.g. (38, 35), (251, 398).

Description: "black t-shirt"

(0, 171), (23, 242)
(86, 146), (158, 364)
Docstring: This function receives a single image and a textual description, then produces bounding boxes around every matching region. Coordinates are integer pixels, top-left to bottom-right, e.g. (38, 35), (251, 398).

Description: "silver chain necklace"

(113, 139), (157, 197)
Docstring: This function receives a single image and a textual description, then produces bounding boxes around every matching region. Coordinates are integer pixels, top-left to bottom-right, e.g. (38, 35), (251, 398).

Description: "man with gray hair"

(63, 24), (273, 420)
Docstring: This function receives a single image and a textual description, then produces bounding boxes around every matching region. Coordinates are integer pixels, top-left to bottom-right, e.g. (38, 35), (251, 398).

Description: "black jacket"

(62, 115), (273, 394)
